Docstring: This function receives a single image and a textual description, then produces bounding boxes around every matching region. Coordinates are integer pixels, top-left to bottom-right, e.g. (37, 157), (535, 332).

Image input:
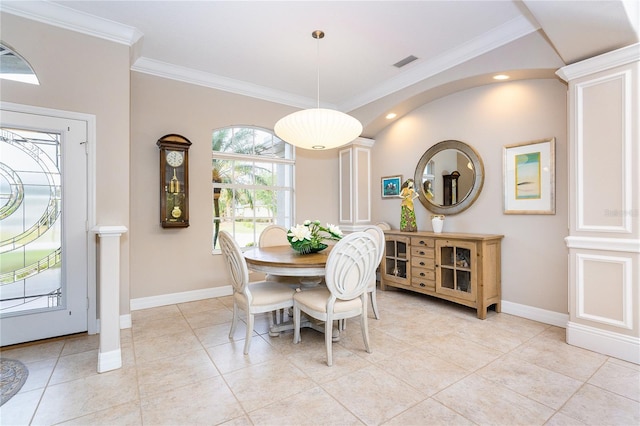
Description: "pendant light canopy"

(275, 30), (363, 150)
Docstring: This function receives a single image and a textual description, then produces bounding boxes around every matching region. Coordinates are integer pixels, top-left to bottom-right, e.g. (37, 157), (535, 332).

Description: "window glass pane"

(211, 126), (294, 252)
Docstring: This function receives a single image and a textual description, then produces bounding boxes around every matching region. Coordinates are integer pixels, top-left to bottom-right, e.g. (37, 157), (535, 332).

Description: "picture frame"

(503, 137), (555, 214)
(381, 175), (402, 198)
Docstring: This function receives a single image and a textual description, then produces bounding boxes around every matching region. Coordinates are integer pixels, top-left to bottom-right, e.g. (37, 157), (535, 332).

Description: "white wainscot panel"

(576, 252), (633, 329)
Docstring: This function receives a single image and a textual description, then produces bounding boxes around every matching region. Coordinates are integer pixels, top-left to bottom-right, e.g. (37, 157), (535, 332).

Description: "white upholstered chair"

(219, 230), (295, 354)
(258, 224), (299, 323)
(292, 231), (378, 366)
(259, 224), (289, 248)
(363, 225), (385, 320)
(375, 221), (391, 231)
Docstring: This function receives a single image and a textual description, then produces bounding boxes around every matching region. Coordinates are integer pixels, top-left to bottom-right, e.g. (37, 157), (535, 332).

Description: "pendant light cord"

(312, 30), (324, 109)
(316, 35), (320, 109)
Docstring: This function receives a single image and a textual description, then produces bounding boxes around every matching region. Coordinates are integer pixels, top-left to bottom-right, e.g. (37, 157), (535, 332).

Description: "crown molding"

(131, 57), (332, 110)
(1, 0), (143, 46)
(2, 1), (539, 113)
(556, 43), (640, 81)
(340, 15), (540, 112)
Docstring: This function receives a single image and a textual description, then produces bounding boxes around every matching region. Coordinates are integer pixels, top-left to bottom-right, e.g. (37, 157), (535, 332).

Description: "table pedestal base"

(269, 316), (340, 342)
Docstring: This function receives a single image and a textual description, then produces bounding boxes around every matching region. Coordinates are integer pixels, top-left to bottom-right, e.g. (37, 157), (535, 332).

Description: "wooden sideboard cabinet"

(380, 230), (503, 319)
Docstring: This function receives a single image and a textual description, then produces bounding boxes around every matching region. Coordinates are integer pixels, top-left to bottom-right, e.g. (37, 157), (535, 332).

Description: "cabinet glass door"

(436, 241), (475, 301)
(383, 237), (410, 283)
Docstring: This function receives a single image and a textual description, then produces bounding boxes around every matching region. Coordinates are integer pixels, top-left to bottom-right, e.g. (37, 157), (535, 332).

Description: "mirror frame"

(414, 140), (484, 215)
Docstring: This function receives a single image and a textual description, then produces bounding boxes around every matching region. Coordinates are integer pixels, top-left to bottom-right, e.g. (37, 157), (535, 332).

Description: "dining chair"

(292, 231), (378, 366)
(375, 221), (391, 230)
(363, 225), (385, 320)
(258, 224), (299, 323)
(219, 230), (296, 354)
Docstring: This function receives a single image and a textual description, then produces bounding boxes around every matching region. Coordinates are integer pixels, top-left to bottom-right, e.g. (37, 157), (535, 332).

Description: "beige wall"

(129, 73), (338, 299)
(371, 79), (569, 313)
(1, 13), (132, 314)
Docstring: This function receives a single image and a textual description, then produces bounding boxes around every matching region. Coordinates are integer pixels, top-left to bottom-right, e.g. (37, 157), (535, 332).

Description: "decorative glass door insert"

(1, 127), (63, 314)
(0, 108), (88, 346)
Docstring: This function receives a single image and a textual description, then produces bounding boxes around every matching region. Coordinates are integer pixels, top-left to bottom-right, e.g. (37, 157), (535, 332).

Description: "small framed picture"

(381, 175), (402, 198)
(503, 137), (555, 214)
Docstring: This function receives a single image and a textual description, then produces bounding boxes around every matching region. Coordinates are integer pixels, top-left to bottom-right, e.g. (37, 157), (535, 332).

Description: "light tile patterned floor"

(1, 289), (639, 425)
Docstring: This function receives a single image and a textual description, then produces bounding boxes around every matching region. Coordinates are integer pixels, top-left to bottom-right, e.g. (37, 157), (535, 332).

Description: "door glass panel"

(1, 128), (63, 315)
(441, 268), (454, 289)
(457, 270), (471, 293)
(385, 240), (396, 256)
(441, 246), (454, 267)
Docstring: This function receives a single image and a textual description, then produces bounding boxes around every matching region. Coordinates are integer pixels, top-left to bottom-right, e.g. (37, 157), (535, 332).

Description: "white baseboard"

(567, 322), (640, 364)
(501, 300), (569, 328)
(130, 286), (233, 311)
(95, 314), (132, 333)
(97, 348), (122, 373)
(120, 314), (131, 329)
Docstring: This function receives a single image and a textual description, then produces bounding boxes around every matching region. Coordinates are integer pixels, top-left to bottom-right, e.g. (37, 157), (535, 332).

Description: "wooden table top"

(243, 245), (332, 270)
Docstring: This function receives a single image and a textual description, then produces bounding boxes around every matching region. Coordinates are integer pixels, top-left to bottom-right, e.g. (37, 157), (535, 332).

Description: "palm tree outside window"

(212, 126), (294, 252)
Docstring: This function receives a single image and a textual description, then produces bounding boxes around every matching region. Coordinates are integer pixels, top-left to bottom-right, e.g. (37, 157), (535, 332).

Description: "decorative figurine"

(400, 178), (418, 232)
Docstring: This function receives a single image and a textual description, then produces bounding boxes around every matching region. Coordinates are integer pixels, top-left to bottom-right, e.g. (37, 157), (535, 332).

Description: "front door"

(0, 109), (88, 346)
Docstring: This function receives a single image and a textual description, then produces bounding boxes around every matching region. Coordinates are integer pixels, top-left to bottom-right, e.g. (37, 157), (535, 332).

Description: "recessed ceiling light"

(386, 113), (397, 120)
(493, 74), (510, 80)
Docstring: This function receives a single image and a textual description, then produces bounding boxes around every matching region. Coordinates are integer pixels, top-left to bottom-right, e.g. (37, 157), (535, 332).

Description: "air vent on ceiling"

(393, 55), (418, 68)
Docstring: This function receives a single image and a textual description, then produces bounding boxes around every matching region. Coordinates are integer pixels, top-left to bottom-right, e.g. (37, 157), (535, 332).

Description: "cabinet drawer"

(411, 237), (435, 248)
(411, 256), (435, 269)
(412, 267), (435, 281)
(412, 278), (435, 291)
(411, 246), (434, 258)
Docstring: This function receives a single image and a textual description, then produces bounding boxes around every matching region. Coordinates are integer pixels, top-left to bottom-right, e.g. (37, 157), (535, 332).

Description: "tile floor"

(1, 289), (639, 425)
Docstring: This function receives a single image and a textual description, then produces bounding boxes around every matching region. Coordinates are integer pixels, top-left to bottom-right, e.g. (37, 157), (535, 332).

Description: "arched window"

(212, 126), (294, 252)
(0, 43), (39, 85)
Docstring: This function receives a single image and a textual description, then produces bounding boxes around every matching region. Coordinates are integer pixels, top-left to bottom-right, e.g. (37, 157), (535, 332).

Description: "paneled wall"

(558, 44), (640, 364)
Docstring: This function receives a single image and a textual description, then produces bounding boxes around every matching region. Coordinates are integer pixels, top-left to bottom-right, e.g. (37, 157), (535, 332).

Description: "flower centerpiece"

(287, 220), (343, 254)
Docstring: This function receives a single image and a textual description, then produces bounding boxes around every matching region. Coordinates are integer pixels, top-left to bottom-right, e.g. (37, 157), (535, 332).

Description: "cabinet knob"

(419, 240), (425, 245)
(419, 261), (425, 266)
(419, 251), (425, 255)
(419, 283), (426, 287)
(420, 272), (425, 277)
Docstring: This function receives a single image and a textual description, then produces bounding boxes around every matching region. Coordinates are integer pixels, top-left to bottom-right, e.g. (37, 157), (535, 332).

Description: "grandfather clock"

(157, 134), (191, 228)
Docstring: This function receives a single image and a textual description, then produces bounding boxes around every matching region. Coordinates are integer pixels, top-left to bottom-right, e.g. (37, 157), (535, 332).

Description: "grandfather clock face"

(157, 135), (191, 228)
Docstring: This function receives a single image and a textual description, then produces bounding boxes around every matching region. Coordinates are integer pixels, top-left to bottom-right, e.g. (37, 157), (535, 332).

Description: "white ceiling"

(2, 1), (638, 137)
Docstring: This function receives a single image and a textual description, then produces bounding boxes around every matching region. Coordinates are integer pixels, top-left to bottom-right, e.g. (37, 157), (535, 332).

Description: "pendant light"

(274, 30), (362, 150)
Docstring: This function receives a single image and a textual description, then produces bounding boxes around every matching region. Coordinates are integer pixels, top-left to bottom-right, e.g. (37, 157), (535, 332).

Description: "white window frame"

(212, 126), (295, 253)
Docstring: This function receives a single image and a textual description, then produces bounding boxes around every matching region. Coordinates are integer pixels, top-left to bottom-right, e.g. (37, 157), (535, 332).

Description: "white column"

(339, 137), (375, 231)
(557, 43), (639, 364)
(93, 225), (128, 373)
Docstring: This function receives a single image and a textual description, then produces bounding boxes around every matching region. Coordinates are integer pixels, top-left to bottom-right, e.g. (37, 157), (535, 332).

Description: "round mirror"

(414, 140), (484, 215)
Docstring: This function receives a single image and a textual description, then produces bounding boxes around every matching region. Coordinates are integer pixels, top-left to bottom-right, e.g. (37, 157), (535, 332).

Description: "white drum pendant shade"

(275, 108), (362, 150)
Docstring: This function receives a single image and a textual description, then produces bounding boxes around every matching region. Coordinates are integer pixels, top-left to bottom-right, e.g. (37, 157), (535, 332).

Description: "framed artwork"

(503, 137), (555, 214)
(381, 175), (402, 198)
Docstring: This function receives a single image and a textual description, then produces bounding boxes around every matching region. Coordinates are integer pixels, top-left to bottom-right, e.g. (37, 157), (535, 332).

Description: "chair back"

(325, 232), (378, 301)
(375, 221), (391, 230)
(219, 231), (250, 295)
(259, 224), (289, 247)
(363, 225), (385, 266)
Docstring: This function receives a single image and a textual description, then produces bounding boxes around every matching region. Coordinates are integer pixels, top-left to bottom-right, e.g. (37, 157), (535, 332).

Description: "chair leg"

(325, 316), (333, 366)
(370, 290), (380, 320)
(361, 295), (371, 354)
(229, 302), (239, 338)
(293, 303), (301, 344)
(244, 312), (254, 355)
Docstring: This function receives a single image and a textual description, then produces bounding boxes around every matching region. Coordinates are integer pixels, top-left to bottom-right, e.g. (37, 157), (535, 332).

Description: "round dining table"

(243, 245), (340, 340)
(243, 245), (332, 277)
